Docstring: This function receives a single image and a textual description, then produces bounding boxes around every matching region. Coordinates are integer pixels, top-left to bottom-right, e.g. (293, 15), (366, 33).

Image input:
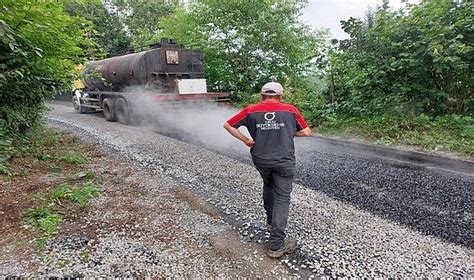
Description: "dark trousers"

(255, 165), (295, 250)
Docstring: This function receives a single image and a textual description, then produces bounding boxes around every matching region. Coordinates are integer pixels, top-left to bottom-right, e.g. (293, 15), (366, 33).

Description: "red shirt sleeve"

(293, 106), (308, 130)
(226, 107), (248, 128)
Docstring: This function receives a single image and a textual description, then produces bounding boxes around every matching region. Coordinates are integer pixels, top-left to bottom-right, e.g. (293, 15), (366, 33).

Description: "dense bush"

(285, 0), (474, 155)
(324, 0), (473, 117)
(1, 1), (85, 136)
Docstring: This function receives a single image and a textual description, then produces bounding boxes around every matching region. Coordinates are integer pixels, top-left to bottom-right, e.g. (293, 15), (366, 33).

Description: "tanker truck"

(72, 38), (229, 124)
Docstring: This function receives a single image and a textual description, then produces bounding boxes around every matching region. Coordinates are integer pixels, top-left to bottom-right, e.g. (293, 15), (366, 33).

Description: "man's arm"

(223, 122), (255, 147)
(292, 105), (311, 137)
(295, 127), (312, 137)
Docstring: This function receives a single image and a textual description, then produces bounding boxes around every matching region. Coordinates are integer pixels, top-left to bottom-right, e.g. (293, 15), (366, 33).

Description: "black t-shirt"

(227, 100), (308, 168)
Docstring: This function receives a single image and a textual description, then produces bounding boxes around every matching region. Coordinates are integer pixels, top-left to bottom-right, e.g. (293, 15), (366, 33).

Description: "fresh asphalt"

(293, 137), (473, 249)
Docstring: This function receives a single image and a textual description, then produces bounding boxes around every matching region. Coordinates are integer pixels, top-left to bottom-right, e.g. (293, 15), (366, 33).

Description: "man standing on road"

(223, 82), (311, 258)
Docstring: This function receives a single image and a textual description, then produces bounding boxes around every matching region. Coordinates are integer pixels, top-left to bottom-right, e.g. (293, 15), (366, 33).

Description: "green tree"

(63, 0), (132, 57)
(112, 0), (179, 49)
(326, 0), (473, 117)
(0, 1), (85, 136)
(160, 0), (327, 102)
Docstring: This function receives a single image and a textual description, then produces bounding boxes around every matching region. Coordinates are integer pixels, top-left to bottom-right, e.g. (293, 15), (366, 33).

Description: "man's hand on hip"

(224, 122), (255, 148)
(244, 139), (255, 148)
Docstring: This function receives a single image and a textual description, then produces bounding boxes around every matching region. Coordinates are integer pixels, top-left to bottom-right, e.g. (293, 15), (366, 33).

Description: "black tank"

(81, 39), (205, 92)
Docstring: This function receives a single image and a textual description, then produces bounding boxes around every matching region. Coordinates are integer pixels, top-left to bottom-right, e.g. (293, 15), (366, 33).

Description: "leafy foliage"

(0, 132), (13, 175)
(112, 0), (179, 49)
(324, 0), (473, 117)
(24, 204), (64, 246)
(46, 183), (73, 202)
(0, 1), (85, 137)
(63, 0), (132, 57)
(161, 0), (327, 102)
(45, 182), (101, 205)
(69, 181), (101, 205)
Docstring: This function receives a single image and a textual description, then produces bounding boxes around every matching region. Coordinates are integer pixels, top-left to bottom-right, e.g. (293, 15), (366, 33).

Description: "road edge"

(313, 135), (474, 175)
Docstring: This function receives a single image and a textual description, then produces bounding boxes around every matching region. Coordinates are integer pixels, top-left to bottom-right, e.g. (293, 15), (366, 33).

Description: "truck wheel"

(103, 98), (116, 122)
(73, 93), (86, 114)
(115, 98), (130, 125)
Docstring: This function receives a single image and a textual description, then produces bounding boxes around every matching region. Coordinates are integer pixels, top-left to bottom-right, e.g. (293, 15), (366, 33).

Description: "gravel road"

(41, 101), (473, 277)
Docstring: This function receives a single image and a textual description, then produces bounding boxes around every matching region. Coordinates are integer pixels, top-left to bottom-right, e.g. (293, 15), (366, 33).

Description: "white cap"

(261, 82), (283, 95)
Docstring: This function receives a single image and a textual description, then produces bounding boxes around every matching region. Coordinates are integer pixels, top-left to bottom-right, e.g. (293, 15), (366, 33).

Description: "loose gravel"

(37, 102), (474, 277)
(1, 143), (289, 278)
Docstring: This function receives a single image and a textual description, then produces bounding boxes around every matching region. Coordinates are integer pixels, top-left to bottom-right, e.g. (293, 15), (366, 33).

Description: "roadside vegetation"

(24, 181), (100, 246)
(309, 1), (473, 156)
(1, 0), (472, 158)
(318, 115), (473, 156)
(0, 128), (102, 247)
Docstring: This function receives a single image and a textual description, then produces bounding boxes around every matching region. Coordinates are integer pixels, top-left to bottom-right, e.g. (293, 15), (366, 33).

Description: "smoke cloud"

(125, 87), (251, 156)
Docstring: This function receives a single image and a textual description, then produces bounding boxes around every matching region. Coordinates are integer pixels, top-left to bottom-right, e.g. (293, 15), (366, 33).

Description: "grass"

(57, 259), (71, 268)
(0, 136), (14, 175)
(2, 127), (102, 249)
(46, 184), (73, 203)
(79, 249), (92, 262)
(156, 244), (168, 252)
(23, 205), (64, 246)
(23, 181), (101, 247)
(60, 151), (86, 164)
(45, 182), (101, 205)
(318, 114), (474, 157)
(37, 153), (54, 161)
(0, 127), (81, 177)
(69, 182), (101, 205)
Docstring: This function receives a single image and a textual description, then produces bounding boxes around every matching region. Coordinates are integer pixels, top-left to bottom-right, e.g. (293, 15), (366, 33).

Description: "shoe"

(267, 239), (297, 258)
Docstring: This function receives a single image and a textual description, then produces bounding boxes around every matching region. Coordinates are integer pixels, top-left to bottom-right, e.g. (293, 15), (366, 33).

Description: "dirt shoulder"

(0, 128), (288, 277)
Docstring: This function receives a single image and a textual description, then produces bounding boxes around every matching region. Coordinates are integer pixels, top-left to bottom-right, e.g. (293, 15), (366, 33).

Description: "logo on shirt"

(264, 112), (275, 121)
(257, 112), (285, 131)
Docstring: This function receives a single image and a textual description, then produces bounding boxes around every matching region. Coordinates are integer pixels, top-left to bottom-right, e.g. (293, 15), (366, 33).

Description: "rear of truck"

(72, 38), (230, 124)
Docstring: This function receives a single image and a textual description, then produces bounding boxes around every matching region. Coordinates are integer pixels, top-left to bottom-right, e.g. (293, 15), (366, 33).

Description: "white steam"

(125, 87), (251, 155)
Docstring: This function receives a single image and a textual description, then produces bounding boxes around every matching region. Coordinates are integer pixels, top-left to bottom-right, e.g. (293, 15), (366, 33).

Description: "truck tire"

(73, 92), (86, 114)
(103, 98), (116, 122)
(115, 98), (130, 125)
